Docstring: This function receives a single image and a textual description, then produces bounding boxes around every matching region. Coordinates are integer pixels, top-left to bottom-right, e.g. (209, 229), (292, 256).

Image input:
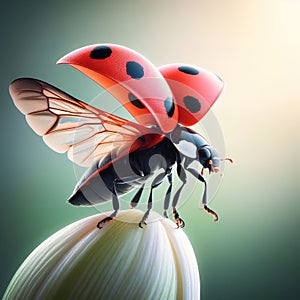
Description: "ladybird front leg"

(203, 205), (219, 222)
(186, 167), (219, 222)
(172, 209), (185, 228)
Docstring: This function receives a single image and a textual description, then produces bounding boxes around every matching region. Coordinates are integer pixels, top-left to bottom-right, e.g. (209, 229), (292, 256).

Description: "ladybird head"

(198, 146), (220, 174)
(169, 125), (229, 174)
(170, 125), (219, 170)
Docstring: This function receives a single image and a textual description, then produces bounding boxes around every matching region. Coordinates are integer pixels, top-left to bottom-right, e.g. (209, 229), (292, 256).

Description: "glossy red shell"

(159, 64), (223, 126)
(57, 44), (178, 133)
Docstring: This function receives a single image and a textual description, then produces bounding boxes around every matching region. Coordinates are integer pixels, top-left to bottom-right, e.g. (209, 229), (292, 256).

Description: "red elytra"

(159, 64), (223, 126)
(57, 44), (179, 133)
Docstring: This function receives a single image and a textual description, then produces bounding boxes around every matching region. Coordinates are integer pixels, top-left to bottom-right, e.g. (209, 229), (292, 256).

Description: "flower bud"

(4, 210), (200, 300)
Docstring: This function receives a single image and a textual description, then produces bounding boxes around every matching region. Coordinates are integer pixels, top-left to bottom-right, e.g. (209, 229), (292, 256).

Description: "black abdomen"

(68, 137), (178, 206)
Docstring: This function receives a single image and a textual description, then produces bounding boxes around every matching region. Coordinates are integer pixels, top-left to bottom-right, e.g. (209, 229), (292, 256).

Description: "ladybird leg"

(186, 168), (219, 222)
(171, 164), (187, 228)
(97, 180), (120, 229)
(139, 188), (153, 228)
(163, 172), (173, 218)
(111, 179), (120, 215)
(139, 172), (165, 228)
(172, 209), (185, 228)
(130, 184), (145, 208)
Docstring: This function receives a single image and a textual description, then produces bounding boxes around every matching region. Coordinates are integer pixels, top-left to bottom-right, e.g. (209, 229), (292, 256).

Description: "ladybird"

(9, 44), (231, 228)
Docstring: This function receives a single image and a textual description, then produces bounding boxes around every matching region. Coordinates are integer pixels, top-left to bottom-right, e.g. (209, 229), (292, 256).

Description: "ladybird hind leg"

(138, 188), (153, 228)
(97, 180), (120, 229)
(130, 184), (145, 208)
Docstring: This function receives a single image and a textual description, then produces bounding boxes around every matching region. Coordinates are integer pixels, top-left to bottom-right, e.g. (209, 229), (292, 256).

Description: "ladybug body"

(69, 125), (219, 228)
(69, 134), (178, 206)
(9, 44), (228, 228)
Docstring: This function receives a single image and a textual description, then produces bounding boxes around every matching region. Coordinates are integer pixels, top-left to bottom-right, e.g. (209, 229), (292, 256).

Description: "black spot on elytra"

(164, 97), (175, 118)
(90, 46), (112, 59)
(126, 61), (144, 79)
(128, 93), (145, 109)
(183, 96), (201, 113)
(178, 66), (199, 75)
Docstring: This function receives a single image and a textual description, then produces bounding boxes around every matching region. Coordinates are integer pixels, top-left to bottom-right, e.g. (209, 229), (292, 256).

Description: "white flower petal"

(4, 210), (200, 300)
(161, 218), (200, 300)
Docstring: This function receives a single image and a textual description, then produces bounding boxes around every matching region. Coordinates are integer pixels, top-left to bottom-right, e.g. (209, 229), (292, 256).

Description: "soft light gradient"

(0, 1), (299, 299)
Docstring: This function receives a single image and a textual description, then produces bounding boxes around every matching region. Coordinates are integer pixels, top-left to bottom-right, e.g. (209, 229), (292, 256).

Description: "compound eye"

(208, 160), (213, 165)
(198, 148), (211, 166)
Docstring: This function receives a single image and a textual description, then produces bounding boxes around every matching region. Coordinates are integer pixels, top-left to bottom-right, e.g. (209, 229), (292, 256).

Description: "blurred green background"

(0, 0), (299, 299)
